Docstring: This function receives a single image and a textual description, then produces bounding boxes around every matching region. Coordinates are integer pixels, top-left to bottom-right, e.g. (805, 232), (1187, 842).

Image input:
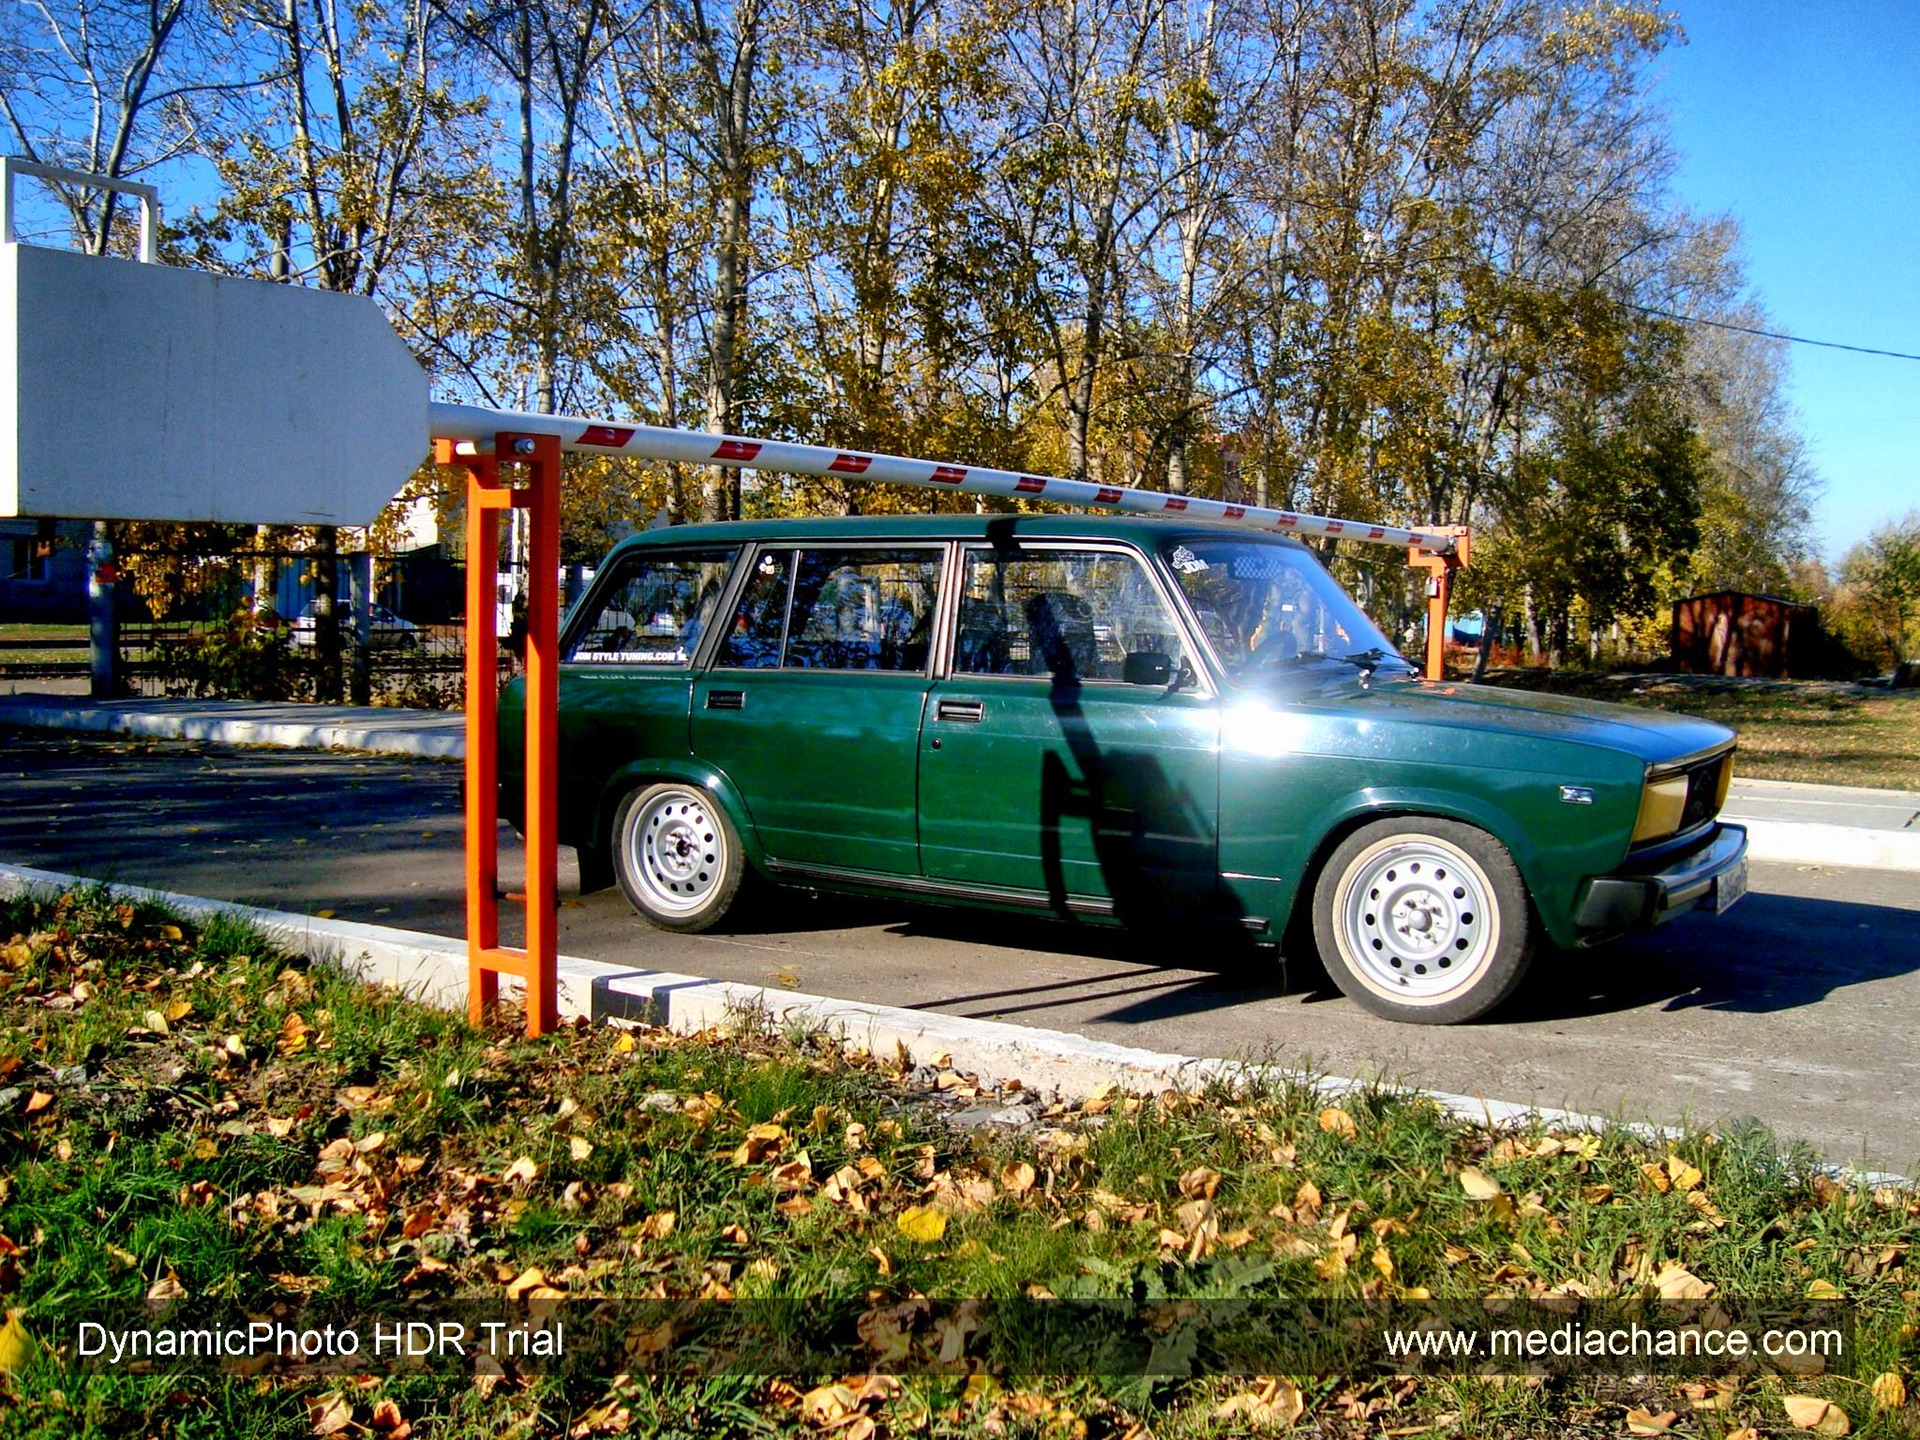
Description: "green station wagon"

(501, 515), (1748, 1024)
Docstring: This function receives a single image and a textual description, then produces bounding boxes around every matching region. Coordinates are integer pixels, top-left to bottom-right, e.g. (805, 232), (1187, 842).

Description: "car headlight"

(1631, 774), (1690, 844)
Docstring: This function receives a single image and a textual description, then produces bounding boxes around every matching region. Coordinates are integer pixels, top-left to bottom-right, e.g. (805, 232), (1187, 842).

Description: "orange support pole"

(1407, 527), (1471, 682)
(437, 432), (560, 1037)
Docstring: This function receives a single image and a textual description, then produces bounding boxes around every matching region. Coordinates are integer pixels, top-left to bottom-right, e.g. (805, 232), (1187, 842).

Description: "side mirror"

(1122, 650), (1174, 686)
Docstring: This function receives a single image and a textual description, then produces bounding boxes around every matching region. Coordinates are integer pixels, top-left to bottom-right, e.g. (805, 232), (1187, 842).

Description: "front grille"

(1679, 753), (1730, 834)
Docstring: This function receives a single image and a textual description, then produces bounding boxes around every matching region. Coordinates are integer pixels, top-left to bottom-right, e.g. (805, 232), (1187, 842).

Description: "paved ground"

(1724, 777), (1919, 832)
(3, 725), (1916, 1171)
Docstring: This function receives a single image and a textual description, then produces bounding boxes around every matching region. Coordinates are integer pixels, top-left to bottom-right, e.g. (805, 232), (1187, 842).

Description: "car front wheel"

(1310, 817), (1533, 1024)
(612, 783), (744, 932)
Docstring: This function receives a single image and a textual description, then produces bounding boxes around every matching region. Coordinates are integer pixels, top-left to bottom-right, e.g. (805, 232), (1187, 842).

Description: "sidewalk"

(3, 693), (1916, 869)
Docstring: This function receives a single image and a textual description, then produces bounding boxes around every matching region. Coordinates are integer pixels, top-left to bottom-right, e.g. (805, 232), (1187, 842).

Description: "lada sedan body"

(499, 515), (1748, 1023)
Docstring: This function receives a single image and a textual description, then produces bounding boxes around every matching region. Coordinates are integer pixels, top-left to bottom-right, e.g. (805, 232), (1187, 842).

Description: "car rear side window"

(716, 547), (943, 672)
(566, 548), (738, 665)
(955, 548), (1185, 681)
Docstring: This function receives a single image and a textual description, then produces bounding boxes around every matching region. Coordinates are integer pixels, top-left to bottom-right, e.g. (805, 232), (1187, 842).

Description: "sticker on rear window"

(1170, 545), (1208, 573)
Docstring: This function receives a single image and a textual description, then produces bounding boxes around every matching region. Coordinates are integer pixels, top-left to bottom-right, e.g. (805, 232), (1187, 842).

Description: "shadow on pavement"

(1509, 890), (1920, 1021)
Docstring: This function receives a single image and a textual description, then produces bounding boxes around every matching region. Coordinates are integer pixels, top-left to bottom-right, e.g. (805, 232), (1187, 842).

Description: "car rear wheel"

(1310, 817), (1533, 1024)
(613, 783), (744, 932)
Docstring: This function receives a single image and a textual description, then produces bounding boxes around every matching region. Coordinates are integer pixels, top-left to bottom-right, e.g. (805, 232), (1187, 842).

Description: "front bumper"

(1573, 822), (1749, 936)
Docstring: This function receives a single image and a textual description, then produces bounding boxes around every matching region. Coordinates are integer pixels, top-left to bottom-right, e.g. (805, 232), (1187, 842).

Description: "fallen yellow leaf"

(1870, 1373), (1906, 1410)
(1213, 1376), (1305, 1427)
(730, 1122), (786, 1166)
(569, 1136), (594, 1162)
(801, 1383), (858, 1426)
(1318, 1106), (1358, 1139)
(0, 1311), (33, 1374)
(1626, 1409), (1678, 1435)
(1782, 1395), (1849, 1435)
(1653, 1261), (1713, 1301)
(306, 1392), (354, 1436)
(1001, 1161), (1036, 1196)
(1458, 1166), (1502, 1200)
(896, 1206), (947, 1244)
(1665, 1154), (1703, 1192)
(501, 1156), (540, 1186)
(1179, 1166), (1221, 1199)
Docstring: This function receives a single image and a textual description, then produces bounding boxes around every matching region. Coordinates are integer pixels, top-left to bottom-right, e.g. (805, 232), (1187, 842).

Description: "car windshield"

(1161, 536), (1408, 683)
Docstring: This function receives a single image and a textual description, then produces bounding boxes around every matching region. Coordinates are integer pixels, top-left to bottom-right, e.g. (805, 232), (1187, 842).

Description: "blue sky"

(1657, 0), (1920, 564)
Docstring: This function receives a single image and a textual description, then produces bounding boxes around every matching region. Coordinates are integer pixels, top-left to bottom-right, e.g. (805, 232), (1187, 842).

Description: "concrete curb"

(1735, 818), (1920, 873)
(0, 698), (462, 760)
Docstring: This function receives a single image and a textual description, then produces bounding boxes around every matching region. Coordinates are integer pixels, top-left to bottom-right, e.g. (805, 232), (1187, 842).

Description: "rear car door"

(691, 544), (943, 875)
(917, 543), (1222, 922)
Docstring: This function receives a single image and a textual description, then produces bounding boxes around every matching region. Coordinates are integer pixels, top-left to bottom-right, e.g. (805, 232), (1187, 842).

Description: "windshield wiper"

(1337, 647), (1413, 687)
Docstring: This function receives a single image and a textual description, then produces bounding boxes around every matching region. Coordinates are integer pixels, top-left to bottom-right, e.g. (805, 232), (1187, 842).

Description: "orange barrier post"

(436, 431), (561, 1037)
(1408, 526), (1472, 682)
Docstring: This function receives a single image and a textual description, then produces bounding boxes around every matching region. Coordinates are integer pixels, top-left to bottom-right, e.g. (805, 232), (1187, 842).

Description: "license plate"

(1714, 856), (1749, 914)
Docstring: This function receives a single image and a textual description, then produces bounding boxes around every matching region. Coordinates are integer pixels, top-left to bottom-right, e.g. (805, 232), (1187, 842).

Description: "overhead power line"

(1629, 303), (1920, 362)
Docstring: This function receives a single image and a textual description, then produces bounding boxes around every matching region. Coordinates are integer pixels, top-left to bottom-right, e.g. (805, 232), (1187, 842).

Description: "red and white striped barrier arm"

(429, 402), (1457, 554)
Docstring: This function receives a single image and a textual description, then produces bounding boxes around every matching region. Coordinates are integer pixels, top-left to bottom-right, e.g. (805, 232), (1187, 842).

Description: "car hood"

(1310, 675), (1734, 767)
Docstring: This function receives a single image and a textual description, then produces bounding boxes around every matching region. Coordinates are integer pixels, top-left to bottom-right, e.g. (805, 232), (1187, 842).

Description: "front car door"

(553, 544), (740, 848)
(691, 543), (943, 875)
(917, 542), (1223, 926)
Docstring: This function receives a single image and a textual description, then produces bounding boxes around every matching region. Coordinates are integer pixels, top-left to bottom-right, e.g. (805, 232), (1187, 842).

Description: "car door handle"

(935, 699), (984, 723)
(706, 690), (745, 711)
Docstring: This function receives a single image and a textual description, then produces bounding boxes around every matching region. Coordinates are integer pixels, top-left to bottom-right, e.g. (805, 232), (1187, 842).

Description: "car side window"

(716, 549), (793, 668)
(566, 548), (738, 665)
(784, 549), (942, 671)
(717, 547), (943, 672)
(955, 548), (1185, 681)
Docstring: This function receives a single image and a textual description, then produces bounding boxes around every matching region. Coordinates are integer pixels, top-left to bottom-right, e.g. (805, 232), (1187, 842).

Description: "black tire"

(1310, 816), (1533, 1024)
(612, 782), (745, 932)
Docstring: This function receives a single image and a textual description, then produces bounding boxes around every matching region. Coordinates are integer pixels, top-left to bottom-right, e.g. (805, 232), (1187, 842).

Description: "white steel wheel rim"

(629, 790), (726, 916)
(1334, 835), (1500, 1005)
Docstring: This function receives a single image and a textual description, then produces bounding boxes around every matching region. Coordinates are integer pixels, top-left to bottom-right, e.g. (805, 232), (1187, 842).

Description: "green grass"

(0, 626), (86, 642)
(0, 888), (1915, 1437)
(1481, 670), (1920, 791)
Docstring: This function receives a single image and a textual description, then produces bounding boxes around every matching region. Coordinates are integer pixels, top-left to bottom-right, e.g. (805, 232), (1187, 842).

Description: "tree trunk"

(1470, 605), (1498, 683)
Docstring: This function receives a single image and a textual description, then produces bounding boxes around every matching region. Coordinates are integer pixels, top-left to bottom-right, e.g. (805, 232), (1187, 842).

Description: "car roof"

(601, 513), (1315, 561)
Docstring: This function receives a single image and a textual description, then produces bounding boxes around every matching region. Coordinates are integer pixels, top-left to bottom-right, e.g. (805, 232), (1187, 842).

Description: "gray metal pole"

(349, 548), (373, 706)
(313, 526), (341, 702)
(86, 520), (118, 698)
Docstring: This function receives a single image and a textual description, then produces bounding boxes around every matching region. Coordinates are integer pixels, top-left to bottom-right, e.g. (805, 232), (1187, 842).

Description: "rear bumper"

(1573, 822), (1748, 936)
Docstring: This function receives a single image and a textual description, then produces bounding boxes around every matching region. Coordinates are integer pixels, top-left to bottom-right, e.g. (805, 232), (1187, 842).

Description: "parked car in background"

(500, 515), (1748, 1024)
(287, 601), (420, 650)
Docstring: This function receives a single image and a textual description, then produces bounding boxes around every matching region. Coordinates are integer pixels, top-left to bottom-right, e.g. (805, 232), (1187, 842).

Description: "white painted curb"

(0, 699), (462, 759)
(1735, 818), (1920, 873)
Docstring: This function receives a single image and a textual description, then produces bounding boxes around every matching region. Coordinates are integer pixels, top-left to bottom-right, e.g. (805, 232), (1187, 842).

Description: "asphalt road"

(3, 727), (1917, 1172)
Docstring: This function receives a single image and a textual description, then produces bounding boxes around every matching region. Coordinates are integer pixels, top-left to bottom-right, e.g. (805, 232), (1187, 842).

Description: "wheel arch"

(595, 759), (768, 872)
